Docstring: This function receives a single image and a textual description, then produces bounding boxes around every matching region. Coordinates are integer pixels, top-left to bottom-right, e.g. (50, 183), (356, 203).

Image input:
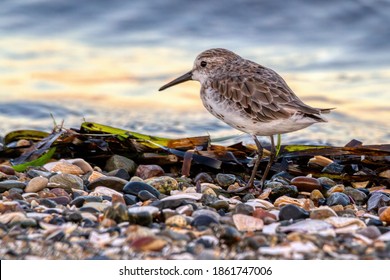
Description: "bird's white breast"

(201, 87), (316, 136)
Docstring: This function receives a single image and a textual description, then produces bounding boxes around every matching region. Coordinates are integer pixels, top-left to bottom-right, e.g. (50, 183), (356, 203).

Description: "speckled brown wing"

(210, 65), (325, 123)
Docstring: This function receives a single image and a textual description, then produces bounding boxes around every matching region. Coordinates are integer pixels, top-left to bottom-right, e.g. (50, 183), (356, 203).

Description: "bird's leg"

(246, 135), (263, 189)
(259, 135), (276, 187)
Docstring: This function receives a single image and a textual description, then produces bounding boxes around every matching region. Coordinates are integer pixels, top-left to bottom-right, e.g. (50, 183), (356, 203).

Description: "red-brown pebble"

(379, 207), (390, 223)
(291, 176), (322, 192)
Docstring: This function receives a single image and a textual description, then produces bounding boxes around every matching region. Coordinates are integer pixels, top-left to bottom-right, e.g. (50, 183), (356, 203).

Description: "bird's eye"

(200, 61), (207, 67)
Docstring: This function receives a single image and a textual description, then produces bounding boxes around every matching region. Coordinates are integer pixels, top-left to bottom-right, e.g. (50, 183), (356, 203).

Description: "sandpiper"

(159, 48), (332, 189)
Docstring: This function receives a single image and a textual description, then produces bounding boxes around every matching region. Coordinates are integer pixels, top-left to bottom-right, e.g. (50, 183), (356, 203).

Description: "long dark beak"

(159, 71), (193, 91)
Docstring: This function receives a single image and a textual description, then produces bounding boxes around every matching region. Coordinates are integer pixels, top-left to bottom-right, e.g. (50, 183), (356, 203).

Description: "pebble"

(88, 176), (128, 192)
(47, 160), (84, 175)
(233, 214), (264, 231)
(106, 169), (130, 181)
(123, 194), (138, 205)
(279, 219), (333, 234)
(70, 196), (103, 207)
(209, 200), (230, 211)
(0, 180), (26, 192)
(317, 177), (337, 189)
(216, 173), (236, 187)
(103, 203), (129, 223)
(0, 165), (15, 175)
(310, 206), (338, 219)
(279, 204), (310, 221)
(165, 215), (187, 227)
(343, 186), (367, 205)
(252, 208), (277, 222)
(379, 207), (390, 223)
(194, 172), (213, 184)
(25, 176), (49, 193)
(367, 192), (390, 212)
(191, 215), (219, 229)
(290, 176), (322, 192)
(123, 181), (161, 198)
(128, 211), (153, 226)
(326, 192), (350, 206)
(269, 185), (299, 201)
(322, 162), (344, 174)
(137, 190), (158, 201)
(310, 189), (324, 202)
(49, 173), (84, 191)
(234, 203), (254, 215)
(135, 164), (165, 179)
(144, 176), (178, 194)
(357, 226), (382, 239)
(105, 155), (137, 174)
(130, 236), (167, 252)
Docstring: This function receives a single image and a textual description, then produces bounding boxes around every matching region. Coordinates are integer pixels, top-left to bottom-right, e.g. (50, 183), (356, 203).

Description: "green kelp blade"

(80, 122), (210, 150)
(4, 130), (50, 146)
(282, 145), (329, 153)
(12, 147), (56, 172)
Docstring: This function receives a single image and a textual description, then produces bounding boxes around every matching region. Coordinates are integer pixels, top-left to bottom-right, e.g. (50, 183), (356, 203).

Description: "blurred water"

(0, 0), (389, 145)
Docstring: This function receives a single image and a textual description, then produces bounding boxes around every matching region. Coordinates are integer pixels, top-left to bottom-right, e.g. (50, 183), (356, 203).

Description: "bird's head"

(159, 48), (239, 91)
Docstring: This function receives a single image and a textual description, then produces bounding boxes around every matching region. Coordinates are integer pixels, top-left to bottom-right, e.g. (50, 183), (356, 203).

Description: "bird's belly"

(201, 89), (313, 136)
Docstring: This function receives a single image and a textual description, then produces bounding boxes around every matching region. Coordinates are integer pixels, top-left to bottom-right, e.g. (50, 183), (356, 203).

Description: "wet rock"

(242, 193), (256, 202)
(70, 196), (103, 207)
(67, 158), (94, 174)
(367, 192), (390, 211)
(48, 196), (71, 206)
(138, 190), (158, 201)
(106, 169), (130, 181)
(234, 203), (254, 215)
(327, 192), (350, 206)
(216, 173), (236, 187)
(0, 165), (15, 175)
(326, 184), (345, 196)
(128, 206), (159, 217)
(165, 214), (187, 227)
(123, 181), (161, 198)
(191, 215), (219, 229)
(269, 185), (299, 201)
(105, 155), (137, 174)
(279, 204), (309, 221)
(135, 164), (164, 180)
(343, 186), (367, 205)
(49, 174), (83, 191)
(325, 216), (366, 232)
(47, 160), (84, 175)
(317, 177), (337, 189)
(322, 162), (344, 174)
(357, 226), (382, 239)
(310, 206), (337, 219)
(0, 180), (26, 192)
(218, 225), (241, 244)
(27, 169), (54, 178)
(194, 172), (213, 184)
(103, 203), (129, 223)
(233, 214), (263, 231)
(310, 189), (324, 202)
(366, 218), (383, 227)
(279, 219), (332, 233)
(209, 200), (230, 211)
(25, 176), (48, 193)
(144, 176), (178, 194)
(253, 208), (277, 222)
(39, 198), (57, 208)
(88, 176), (128, 192)
(123, 194), (138, 205)
(195, 235), (219, 248)
(50, 187), (70, 197)
(379, 169), (390, 178)
(291, 176), (322, 192)
(80, 202), (109, 213)
(128, 211), (153, 226)
(379, 207), (390, 223)
(130, 236), (167, 251)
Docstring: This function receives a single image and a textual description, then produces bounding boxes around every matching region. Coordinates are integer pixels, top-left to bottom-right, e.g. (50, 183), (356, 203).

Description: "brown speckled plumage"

(159, 48), (333, 188)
